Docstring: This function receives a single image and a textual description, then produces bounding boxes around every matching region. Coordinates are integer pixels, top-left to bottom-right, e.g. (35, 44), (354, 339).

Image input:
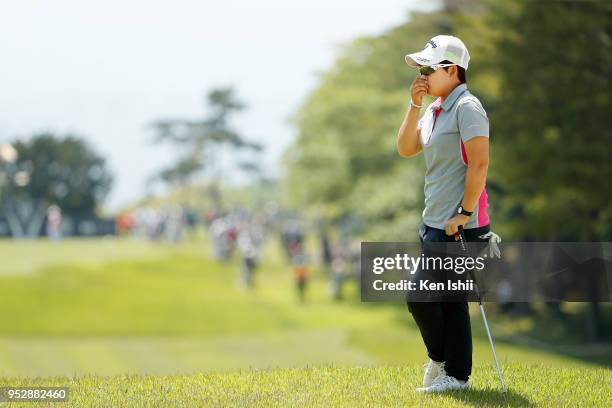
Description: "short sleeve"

(457, 98), (489, 142)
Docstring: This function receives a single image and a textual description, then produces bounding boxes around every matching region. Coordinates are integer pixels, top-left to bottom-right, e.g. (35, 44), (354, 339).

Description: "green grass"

(0, 329), (373, 377)
(0, 236), (610, 406)
(1, 364), (610, 407)
(0, 238), (175, 277)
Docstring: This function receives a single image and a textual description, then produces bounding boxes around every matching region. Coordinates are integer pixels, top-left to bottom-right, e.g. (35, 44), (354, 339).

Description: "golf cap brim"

(405, 51), (441, 68)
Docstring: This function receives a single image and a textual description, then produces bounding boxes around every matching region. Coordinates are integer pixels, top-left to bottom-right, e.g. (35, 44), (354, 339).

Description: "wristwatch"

(457, 206), (473, 217)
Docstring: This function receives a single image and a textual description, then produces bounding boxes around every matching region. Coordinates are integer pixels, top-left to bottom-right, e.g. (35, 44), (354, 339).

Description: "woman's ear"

(448, 65), (459, 82)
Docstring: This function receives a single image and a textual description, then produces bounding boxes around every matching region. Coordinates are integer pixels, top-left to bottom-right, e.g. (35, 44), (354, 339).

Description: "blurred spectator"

(164, 205), (186, 243)
(292, 252), (310, 304)
(46, 205), (63, 242)
(237, 222), (263, 289)
(281, 222), (304, 261)
(330, 256), (347, 301)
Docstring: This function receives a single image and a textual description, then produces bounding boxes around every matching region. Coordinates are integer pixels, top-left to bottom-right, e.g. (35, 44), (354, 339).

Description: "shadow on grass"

(445, 388), (533, 407)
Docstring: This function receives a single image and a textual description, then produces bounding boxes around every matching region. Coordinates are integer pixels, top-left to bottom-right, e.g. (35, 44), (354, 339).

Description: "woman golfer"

(397, 35), (491, 393)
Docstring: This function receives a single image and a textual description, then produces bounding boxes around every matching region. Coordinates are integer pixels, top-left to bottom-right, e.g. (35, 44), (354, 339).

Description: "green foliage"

(491, 0), (612, 240)
(7, 133), (112, 216)
(152, 87), (262, 187)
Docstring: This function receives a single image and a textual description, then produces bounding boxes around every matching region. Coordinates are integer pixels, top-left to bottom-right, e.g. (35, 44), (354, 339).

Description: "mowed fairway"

(0, 236), (610, 407)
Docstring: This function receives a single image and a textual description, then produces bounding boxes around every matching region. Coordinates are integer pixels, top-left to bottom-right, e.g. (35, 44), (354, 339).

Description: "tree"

(489, 0), (612, 340)
(151, 87), (263, 193)
(2, 133), (113, 237)
(491, 0), (611, 241)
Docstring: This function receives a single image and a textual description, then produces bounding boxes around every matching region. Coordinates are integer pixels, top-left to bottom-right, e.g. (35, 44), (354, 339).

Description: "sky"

(0, 0), (438, 211)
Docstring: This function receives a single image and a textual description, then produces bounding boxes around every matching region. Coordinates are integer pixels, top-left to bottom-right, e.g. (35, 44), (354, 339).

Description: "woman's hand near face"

(411, 75), (429, 105)
(397, 74), (427, 158)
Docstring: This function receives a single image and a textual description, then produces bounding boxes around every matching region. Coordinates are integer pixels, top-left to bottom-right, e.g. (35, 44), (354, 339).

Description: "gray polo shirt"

(418, 83), (490, 229)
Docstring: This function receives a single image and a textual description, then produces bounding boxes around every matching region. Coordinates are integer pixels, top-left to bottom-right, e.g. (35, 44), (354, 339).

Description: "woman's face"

(424, 66), (457, 97)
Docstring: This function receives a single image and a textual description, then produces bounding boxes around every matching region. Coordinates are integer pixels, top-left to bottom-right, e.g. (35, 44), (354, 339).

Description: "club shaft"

(458, 229), (507, 396)
(479, 304), (507, 394)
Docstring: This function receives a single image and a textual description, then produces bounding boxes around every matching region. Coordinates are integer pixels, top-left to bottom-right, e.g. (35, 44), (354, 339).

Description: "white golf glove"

(478, 231), (502, 259)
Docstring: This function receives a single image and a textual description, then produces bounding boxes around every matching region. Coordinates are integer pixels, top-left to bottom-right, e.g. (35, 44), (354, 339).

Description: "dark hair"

(440, 60), (467, 84)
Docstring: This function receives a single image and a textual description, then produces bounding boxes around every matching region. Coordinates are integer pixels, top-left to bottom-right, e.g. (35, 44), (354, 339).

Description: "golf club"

(457, 225), (507, 399)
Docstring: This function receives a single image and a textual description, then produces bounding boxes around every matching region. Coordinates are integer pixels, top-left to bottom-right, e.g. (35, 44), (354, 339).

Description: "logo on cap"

(427, 40), (437, 48)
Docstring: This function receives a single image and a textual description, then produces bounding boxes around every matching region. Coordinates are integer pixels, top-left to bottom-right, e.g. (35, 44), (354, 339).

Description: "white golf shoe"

(417, 374), (470, 393)
(422, 359), (445, 387)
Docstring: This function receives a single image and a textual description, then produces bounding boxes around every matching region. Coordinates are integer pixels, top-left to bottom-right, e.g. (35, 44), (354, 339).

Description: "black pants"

(406, 222), (490, 382)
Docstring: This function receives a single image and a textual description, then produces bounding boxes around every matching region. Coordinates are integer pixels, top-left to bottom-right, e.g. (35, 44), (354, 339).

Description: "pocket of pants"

(464, 225), (490, 242)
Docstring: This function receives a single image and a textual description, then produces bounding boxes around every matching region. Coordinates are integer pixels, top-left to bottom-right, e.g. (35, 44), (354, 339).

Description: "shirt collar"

(440, 83), (468, 111)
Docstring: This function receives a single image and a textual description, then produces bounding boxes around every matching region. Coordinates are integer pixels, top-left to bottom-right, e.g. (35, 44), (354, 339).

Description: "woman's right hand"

(410, 75), (429, 106)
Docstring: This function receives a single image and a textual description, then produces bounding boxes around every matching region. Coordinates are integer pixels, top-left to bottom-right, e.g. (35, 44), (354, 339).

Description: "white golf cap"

(405, 35), (471, 70)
